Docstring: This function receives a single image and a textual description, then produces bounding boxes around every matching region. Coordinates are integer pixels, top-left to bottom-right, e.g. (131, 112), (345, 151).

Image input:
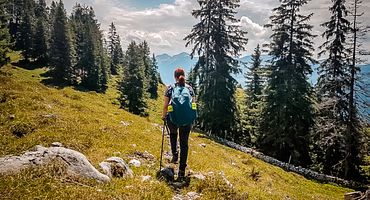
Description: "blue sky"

(126, 0), (175, 9)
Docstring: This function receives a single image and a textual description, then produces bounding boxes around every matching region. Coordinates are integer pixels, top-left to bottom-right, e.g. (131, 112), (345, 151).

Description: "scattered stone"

(46, 104), (52, 109)
(9, 114), (15, 120)
(344, 191), (362, 200)
(129, 159), (141, 167)
(191, 173), (205, 181)
(187, 192), (201, 199)
(141, 175), (151, 182)
(101, 157), (133, 178)
(172, 192), (201, 200)
(131, 144), (137, 147)
(120, 121), (131, 126)
(0, 144), (110, 182)
(219, 172), (233, 189)
(199, 143), (206, 148)
(42, 114), (58, 119)
(133, 150), (155, 160)
(96, 189), (102, 192)
(231, 162), (236, 166)
(207, 171), (214, 176)
(125, 185), (134, 189)
(51, 142), (63, 147)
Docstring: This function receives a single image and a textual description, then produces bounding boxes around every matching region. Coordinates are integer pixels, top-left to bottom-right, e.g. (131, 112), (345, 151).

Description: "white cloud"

(47, 0), (370, 59)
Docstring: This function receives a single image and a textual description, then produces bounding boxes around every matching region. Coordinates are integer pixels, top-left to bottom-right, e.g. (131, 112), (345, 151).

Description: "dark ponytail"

(174, 68), (186, 86)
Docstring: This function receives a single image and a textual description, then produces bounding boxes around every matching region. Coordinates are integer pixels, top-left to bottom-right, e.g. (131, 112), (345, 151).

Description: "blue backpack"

(168, 85), (197, 126)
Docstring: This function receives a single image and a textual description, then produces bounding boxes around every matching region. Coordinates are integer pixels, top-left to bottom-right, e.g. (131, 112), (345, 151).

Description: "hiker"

(162, 68), (196, 181)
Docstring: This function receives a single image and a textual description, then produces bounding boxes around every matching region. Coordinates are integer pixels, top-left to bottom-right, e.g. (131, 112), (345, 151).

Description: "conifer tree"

(107, 22), (123, 75)
(0, 0), (11, 66)
(147, 53), (159, 99)
(71, 5), (108, 91)
(187, 67), (198, 95)
(185, 0), (248, 140)
(345, 0), (368, 180)
(244, 44), (263, 144)
(7, 0), (23, 48)
(118, 41), (147, 116)
(18, 0), (35, 61)
(33, 0), (48, 62)
(49, 0), (74, 83)
(258, 0), (316, 166)
(314, 0), (354, 178)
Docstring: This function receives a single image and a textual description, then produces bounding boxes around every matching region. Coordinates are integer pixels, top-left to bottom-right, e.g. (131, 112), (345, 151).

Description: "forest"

(0, 0), (369, 184)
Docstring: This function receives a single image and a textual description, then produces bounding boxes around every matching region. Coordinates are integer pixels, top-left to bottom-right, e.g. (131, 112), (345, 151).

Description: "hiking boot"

(177, 170), (185, 181)
(170, 154), (178, 164)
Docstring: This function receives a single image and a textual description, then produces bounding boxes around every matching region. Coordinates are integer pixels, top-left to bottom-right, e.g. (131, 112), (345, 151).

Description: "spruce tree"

(244, 44), (263, 145)
(147, 53), (159, 99)
(107, 22), (123, 75)
(184, 0), (248, 140)
(258, 0), (316, 166)
(0, 0), (11, 66)
(314, 0), (354, 178)
(33, 0), (48, 62)
(71, 5), (108, 91)
(18, 0), (35, 61)
(49, 0), (74, 83)
(118, 41), (147, 116)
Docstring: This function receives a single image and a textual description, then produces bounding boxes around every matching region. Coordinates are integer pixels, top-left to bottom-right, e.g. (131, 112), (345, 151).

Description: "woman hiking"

(162, 68), (197, 181)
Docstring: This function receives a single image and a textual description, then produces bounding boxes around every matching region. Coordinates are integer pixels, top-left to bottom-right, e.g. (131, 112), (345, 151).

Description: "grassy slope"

(0, 58), (352, 199)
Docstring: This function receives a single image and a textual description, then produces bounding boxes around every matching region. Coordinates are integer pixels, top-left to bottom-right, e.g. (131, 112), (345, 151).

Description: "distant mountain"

(156, 52), (197, 84)
(157, 53), (369, 115)
(156, 52), (269, 85)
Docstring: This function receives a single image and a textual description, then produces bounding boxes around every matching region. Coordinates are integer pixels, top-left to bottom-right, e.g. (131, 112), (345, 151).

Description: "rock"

(0, 144), (110, 182)
(129, 159), (141, 167)
(42, 114), (58, 119)
(9, 114), (15, 120)
(102, 157), (134, 178)
(133, 150), (155, 160)
(141, 175), (151, 182)
(187, 192), (201, 199)
(191, 173), (206, 181)
(199, 143), (206, 148)
(172, 192), (201, 200)
(131, 144), (137, 147)
(51, 142), (63, 147)
(219, 172), (233, 189)
(96, 189), (102, 192)
(344, 191), (362, 200)
(120, 121), (131, 126)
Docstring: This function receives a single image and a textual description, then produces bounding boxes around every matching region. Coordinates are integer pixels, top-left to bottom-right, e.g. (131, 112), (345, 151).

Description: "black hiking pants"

(166, 118), (191, 172)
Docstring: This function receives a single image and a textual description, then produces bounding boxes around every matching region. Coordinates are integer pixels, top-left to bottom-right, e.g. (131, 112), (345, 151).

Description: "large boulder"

(0, 144), (110, 182)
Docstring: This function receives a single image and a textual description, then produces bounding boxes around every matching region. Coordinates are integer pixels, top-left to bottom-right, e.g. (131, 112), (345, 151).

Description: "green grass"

(0, 57), (353, 199)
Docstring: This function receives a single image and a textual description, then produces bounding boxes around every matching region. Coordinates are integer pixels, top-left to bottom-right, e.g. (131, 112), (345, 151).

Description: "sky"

(49, 0), (370, 59)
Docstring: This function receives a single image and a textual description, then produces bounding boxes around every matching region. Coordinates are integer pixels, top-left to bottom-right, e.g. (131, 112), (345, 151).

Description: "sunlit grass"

(0, 58), (353, 199)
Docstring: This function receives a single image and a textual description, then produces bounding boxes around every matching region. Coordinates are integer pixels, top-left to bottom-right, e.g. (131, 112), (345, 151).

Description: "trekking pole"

(159, 120), (166, 172)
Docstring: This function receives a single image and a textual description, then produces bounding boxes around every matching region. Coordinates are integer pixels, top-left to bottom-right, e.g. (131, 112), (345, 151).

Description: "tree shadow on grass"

(12, 60), (46, 70)
(40, 71), (101, 93)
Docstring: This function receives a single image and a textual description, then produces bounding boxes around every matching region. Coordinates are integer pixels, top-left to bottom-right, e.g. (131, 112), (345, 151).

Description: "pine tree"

(33, 0), (48, 62)
(184, 0), (248, 140)
(243, 44), (263, 145)
(107, 22), (123, 75)
(258, 0), (316, 167)
(49, 0), (74, 83)
(147, 53), (159, 99)
(187, 67), (198, 95)
(118, 41), (147, 116)
(7, 0), (23, 48)
(18, 0), (35, 61)
(71, 5), (108, 91)
(314, 0), (354, 178)
(0, 0), (11, 66)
